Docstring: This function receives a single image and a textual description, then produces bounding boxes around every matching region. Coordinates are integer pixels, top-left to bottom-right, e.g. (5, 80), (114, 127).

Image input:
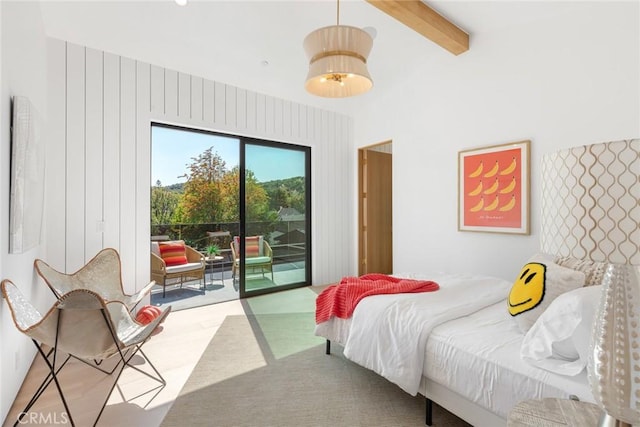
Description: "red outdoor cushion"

(136, 305), (162, 325)
(233, 236), (262, 258)
(159, 241), (188, 266)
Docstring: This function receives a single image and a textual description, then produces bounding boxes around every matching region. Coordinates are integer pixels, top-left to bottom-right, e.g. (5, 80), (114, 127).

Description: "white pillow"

(554, 255), (607, 287)
(508, 253), (586, 333)
(521, 285), (602, 376)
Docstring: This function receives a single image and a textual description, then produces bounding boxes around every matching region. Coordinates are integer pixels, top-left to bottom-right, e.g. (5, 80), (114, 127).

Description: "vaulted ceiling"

(39, 1), (580, 115)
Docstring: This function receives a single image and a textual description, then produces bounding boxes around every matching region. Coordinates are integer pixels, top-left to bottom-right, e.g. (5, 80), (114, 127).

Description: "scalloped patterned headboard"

(540, 139), (639, 265)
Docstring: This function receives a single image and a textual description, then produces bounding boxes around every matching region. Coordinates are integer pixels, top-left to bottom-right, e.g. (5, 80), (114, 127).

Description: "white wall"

(46, 38), (354, 293)
(353, 2), (640, 281)
(1, 16), (354, 425)
(0, 1), (51, 423)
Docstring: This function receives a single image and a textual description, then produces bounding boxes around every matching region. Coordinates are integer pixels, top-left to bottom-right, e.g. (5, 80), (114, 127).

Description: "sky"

(151, 125), (305, 186)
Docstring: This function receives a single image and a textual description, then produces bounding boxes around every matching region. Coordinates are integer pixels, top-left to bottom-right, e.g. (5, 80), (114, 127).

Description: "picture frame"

(458, 140), (530, 234)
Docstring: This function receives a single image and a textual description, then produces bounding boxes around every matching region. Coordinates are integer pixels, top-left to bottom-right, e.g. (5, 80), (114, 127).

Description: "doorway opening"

(150, 124), (311, 310)
(358, 141), (392, 276)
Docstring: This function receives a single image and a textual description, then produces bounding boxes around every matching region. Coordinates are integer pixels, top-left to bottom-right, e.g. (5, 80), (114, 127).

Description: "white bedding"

(316, 273), (512, 395)
(424, 301), (594, 419)
(314, 272), (595, 421)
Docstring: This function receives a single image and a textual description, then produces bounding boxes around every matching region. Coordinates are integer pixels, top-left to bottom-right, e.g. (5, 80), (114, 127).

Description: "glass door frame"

(239, 137), (312, 299)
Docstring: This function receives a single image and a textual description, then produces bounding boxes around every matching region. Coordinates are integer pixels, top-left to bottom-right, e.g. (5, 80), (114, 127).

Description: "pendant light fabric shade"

(304, 25), (373, 98)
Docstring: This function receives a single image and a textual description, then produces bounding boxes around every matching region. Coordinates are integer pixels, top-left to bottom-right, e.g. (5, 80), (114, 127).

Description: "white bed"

(314, 272), (596, 427)
(422, 301), (593, 423)
(314, 139), (639, 426)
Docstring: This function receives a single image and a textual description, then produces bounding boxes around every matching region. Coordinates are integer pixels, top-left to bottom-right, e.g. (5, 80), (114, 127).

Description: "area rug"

(161, 312), (471, 427)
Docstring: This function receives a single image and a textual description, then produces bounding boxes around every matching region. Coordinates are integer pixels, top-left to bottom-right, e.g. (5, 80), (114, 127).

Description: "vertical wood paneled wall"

(47, 38), (353, 292)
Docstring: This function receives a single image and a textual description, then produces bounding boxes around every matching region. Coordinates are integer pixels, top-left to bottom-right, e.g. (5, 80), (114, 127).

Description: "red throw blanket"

(315, 274), (439, 324)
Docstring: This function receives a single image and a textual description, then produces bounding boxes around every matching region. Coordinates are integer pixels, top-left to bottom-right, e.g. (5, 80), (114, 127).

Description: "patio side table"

(204, 255), (225, 288)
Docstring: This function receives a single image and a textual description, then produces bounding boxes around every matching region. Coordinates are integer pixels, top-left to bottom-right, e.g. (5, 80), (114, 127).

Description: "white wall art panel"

(9, 96), (44, 254)
(541, 139), (640, 265)
(47, 38), (354, 291)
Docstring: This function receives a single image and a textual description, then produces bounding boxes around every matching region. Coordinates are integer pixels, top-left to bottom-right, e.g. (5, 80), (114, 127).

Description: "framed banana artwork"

(458, 140), (530, 234)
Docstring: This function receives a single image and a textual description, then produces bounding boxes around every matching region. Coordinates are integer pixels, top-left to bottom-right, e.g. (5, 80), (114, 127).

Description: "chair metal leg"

(71, 354), (120, 375)
(16, 316), (77, 427)
(94, 310), (166, 426)
(16, 344), (73, 427)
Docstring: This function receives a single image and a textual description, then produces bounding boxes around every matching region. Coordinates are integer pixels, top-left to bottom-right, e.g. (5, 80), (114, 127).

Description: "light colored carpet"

(161, 311), (471, 427)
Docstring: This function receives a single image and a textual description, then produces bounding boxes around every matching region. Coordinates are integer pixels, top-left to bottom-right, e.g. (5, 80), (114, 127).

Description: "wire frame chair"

(1, 280), (170, 427)
(34, 248), (155, 312)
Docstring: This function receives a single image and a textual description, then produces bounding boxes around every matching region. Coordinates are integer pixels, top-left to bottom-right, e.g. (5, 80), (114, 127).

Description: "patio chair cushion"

(159, 241), (188, 266)
(245, 256), (271, 266)
(165, 261), (203, 273)
(233, 235), (264, 257)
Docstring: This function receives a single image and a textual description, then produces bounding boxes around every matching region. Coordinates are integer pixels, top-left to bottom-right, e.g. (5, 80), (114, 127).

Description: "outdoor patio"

(150, 260), (306, 311)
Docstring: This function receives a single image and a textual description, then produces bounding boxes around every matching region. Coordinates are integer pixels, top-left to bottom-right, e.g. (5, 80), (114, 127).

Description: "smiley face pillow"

(508, 253), (586, 334)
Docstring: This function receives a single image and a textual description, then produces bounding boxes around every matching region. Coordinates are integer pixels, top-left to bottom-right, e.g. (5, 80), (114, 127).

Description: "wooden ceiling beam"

(365, 0), (469, 55)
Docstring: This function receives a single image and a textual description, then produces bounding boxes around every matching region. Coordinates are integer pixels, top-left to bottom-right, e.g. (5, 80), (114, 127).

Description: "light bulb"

(175, 0), (188, 6)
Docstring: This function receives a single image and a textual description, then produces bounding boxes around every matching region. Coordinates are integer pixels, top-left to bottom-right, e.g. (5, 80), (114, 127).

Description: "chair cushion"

(166, 262), (203, 273)
(159, 241), (188, 266)
(233, 236), (264, 258)
(245, 256), (271, 266)
(136, 305), (162, 325)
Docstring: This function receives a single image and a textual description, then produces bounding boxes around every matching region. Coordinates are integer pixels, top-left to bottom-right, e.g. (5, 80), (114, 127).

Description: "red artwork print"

(463, 147), (522, 228)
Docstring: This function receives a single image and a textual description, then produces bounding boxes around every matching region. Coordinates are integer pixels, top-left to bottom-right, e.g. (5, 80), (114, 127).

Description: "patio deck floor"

(150, 262), (306, 311)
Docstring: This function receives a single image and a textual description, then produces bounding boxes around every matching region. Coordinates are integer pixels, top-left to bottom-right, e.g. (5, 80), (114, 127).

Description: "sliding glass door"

(151, 123), (311, 304)
(240, 140), (311, 298)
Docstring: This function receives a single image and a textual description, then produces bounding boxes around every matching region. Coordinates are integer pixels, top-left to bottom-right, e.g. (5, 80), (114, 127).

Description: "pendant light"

(303, 0), (374, 98)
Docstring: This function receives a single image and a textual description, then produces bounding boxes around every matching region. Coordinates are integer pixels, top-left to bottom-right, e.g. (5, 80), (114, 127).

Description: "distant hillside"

(158, 176), (305, 210)
(262, 176), (305, 212)
(163, 182), (184, 193)
(261, 176), (305, 194)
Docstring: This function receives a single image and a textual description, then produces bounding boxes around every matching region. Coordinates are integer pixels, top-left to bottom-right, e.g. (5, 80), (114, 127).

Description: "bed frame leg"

(325, 339), (331, 355)
(425, 398), (433, 426)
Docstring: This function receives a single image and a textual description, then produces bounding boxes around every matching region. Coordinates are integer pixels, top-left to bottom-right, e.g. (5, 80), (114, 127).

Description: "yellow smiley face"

(508, 263), (546, 316)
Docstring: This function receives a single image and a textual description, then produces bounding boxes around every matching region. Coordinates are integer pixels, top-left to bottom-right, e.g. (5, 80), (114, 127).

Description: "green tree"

(217, 167), (273, 222)
(273, 184), (291, 209)
(218, 167), (240, 223)
(177, 148), (273, 224)
(245, 170), (273, 221)
(179, 147), (226, 223)
(263, 177), (306, 213)
(151, 182), (180, 225)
